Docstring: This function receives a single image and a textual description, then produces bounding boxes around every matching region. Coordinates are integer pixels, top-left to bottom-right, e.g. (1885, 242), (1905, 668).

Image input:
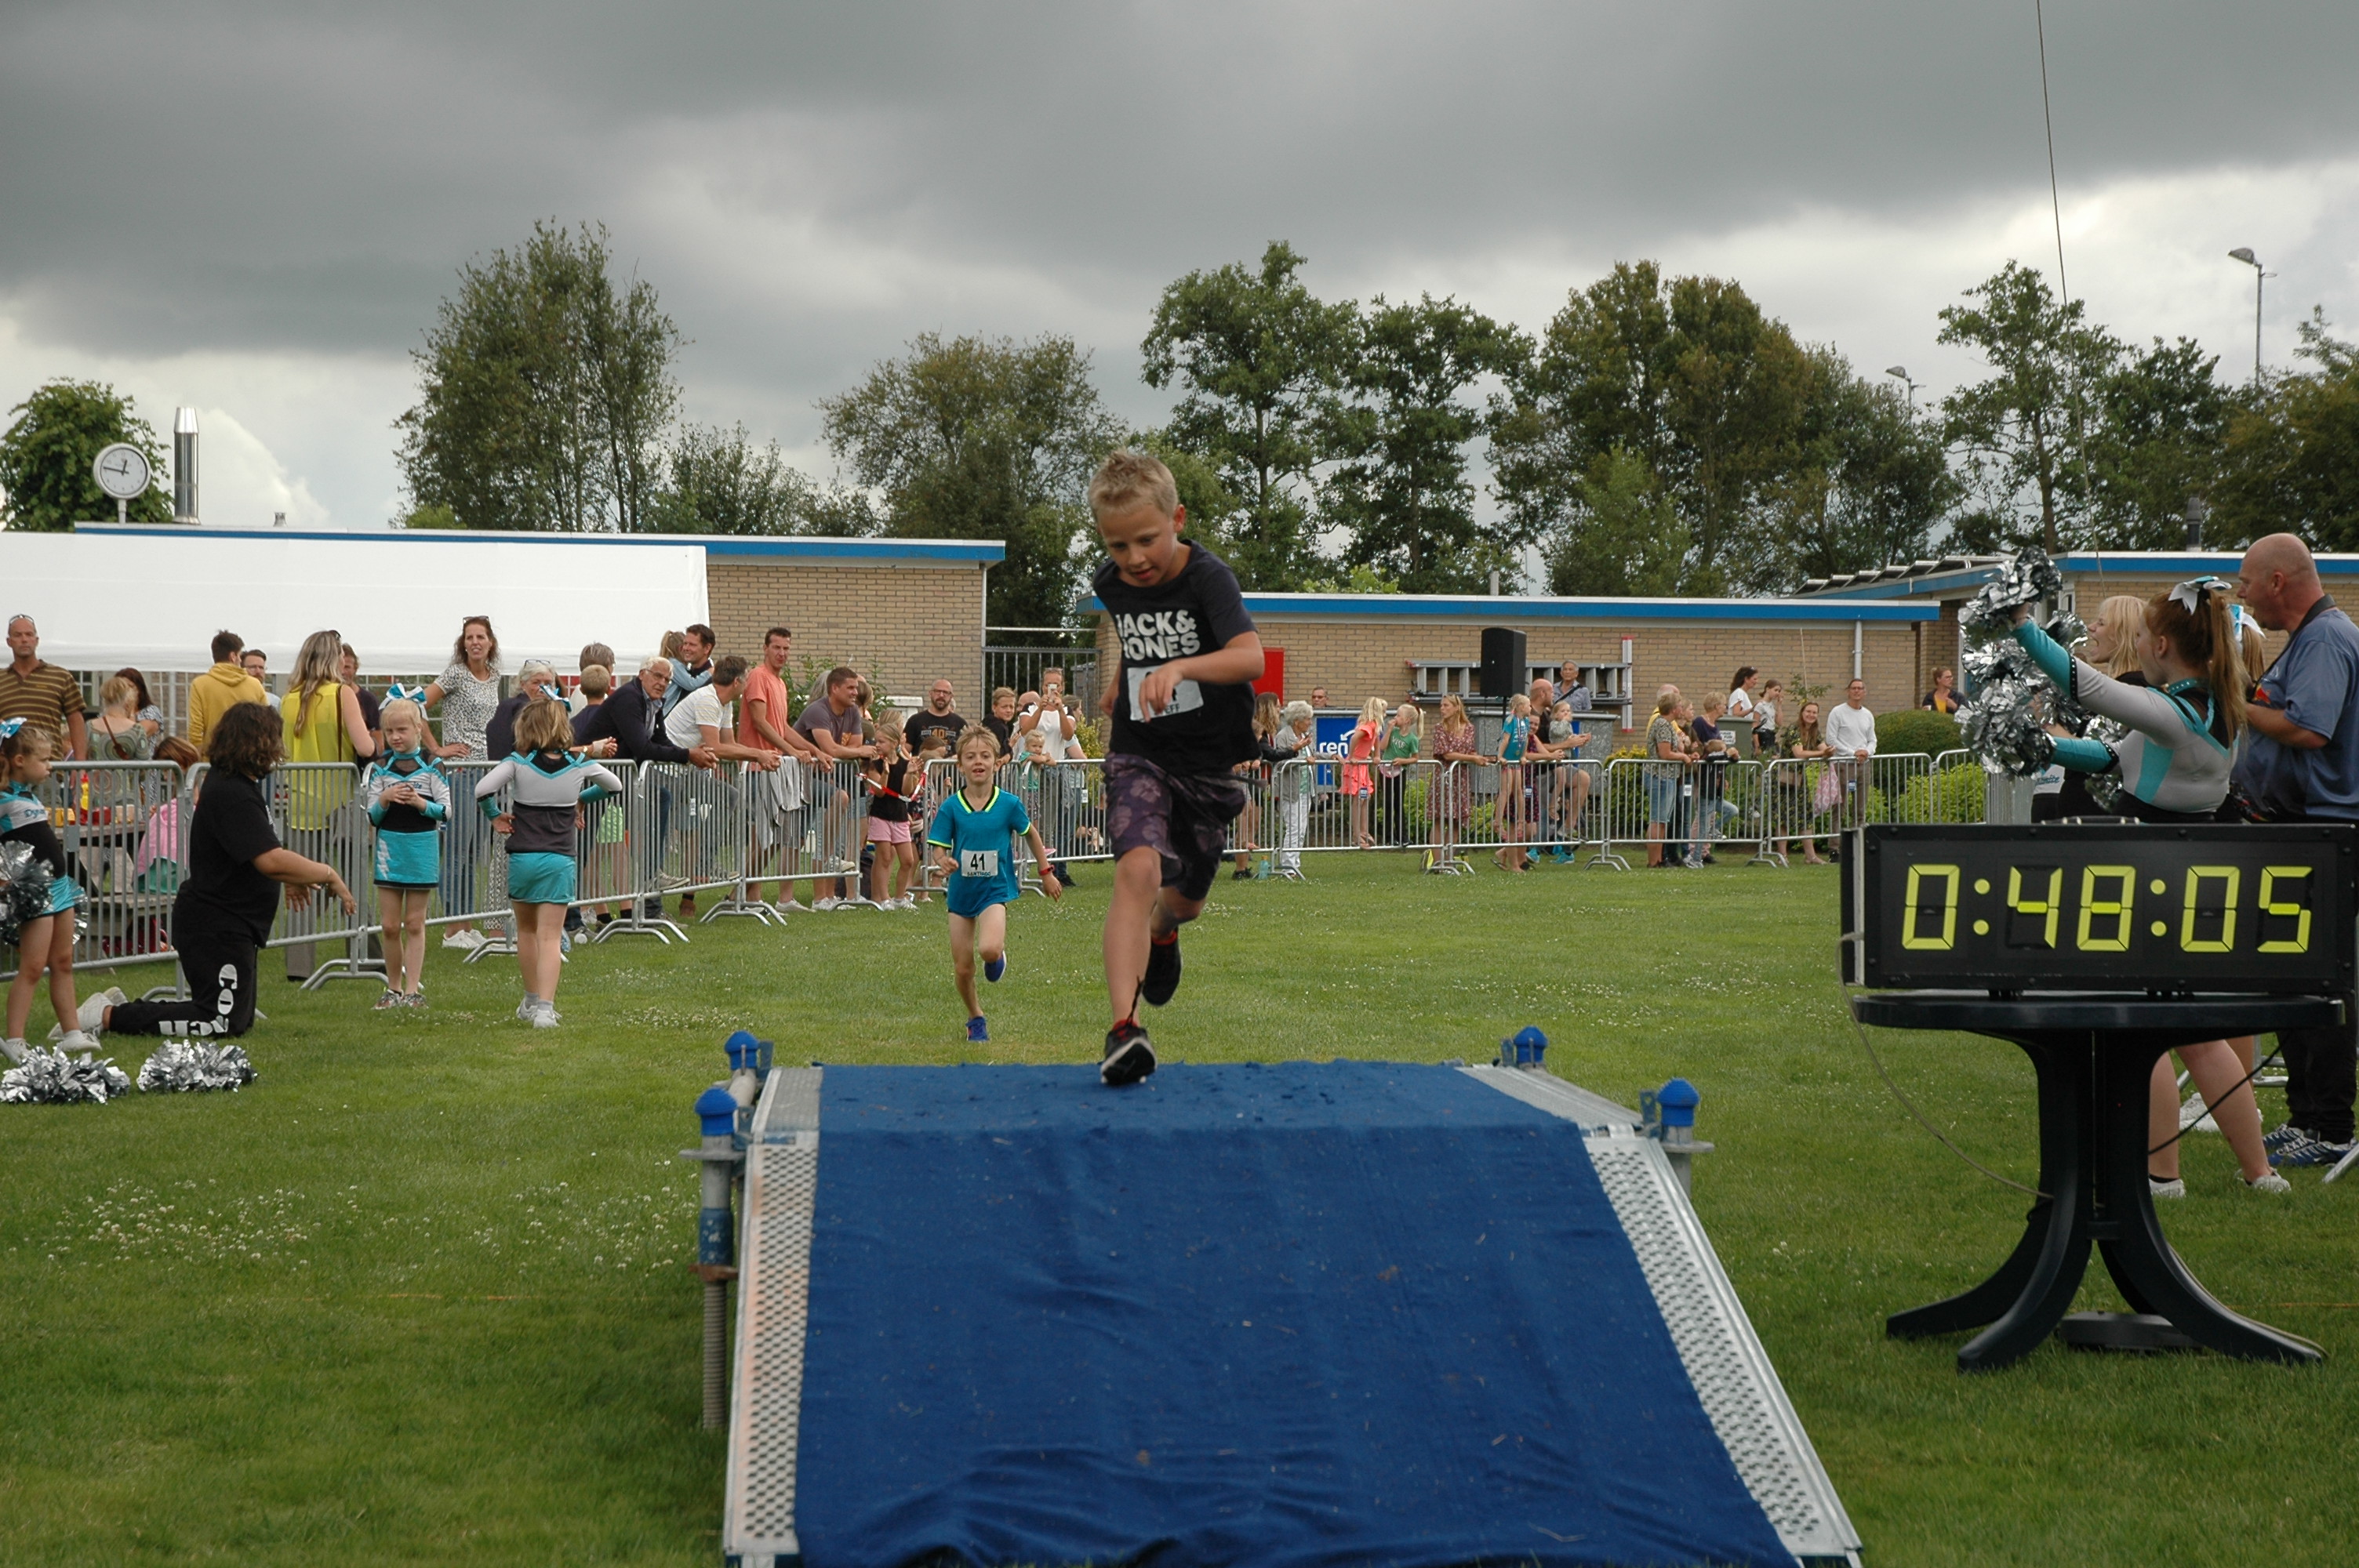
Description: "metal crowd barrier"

(1, 743), (2012, 986)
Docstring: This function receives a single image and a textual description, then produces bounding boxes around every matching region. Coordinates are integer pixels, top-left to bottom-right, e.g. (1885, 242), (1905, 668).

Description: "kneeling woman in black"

(95, 702), (356, 1041)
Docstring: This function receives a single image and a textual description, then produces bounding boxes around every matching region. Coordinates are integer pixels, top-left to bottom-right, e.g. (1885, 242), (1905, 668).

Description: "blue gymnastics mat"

(722, 1062), (1856, 1568)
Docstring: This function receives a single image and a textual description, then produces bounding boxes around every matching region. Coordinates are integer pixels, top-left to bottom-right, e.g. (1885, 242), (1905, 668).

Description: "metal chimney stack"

(173, 407), (198, 523)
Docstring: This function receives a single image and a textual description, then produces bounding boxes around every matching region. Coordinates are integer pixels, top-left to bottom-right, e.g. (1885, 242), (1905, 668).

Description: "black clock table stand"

(1851, 991), (2331, 1373)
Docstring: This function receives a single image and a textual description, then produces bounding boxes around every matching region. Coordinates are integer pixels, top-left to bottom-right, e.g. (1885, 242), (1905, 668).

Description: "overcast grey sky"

(5, 2), (2356, 530)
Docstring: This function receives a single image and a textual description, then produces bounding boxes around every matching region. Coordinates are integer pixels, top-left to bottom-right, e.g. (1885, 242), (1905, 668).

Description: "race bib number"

(960, 848), (1000, 878)
(1127, 666), (1205, 722)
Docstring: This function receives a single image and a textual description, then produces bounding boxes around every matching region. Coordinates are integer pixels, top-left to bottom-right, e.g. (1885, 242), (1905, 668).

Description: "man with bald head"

(2235, 532), (2359, 1167)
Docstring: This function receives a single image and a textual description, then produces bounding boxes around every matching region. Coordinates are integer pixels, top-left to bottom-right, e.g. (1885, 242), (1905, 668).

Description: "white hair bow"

(386, 683), (426, 702)
(0, 718), (21, 740)
(2169, 576), (2230, 614)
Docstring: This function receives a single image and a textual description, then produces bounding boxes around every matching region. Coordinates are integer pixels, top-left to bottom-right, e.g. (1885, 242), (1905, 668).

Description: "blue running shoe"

(967, 1015), (989, 1044)
(2263, 1122), (2308, 1151)
(2270, 1132), (2354, 1168)
(984, 953), (1006, 984)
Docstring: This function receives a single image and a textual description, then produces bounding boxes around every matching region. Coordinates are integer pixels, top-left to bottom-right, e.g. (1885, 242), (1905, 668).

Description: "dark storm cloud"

(9, 2), (2357, 342)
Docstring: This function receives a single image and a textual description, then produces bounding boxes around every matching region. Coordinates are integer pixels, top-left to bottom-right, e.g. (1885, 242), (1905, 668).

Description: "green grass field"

(5, 855), (2354, 1566)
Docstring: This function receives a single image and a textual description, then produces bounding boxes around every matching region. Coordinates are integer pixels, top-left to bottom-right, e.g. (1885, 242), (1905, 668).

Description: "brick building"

(1086, 590), (1939, 740)
(700, 536), (997, 699)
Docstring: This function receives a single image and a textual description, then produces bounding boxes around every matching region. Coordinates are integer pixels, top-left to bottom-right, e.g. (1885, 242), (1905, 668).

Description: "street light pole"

(1884, 365), (1918, 412)
(2228, 249), (2265, 384)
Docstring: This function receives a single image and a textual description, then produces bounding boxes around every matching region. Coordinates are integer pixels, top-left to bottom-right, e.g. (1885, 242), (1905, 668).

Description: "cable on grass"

(1843, 990), (2048, 1200)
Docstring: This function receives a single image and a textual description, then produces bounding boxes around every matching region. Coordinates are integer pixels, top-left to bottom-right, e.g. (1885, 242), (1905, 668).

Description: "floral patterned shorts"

(1104, 753), (1247, 903)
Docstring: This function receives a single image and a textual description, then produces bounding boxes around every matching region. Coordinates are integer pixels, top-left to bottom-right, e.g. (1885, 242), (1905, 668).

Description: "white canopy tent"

(1, 528), (710, 674)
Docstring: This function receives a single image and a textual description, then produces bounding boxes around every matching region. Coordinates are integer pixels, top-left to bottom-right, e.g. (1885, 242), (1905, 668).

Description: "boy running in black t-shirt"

(1088, 450), (1265, 1086)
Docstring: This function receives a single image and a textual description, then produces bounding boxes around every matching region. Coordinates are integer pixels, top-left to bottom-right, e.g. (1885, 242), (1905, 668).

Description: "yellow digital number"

(2007, 866), (2062, 948)
(1902, 864), (1960, 950)
(2258, 866), (2314, 954)
(2076, 865), (2135, 953)
(2179, 866), (2240, 953)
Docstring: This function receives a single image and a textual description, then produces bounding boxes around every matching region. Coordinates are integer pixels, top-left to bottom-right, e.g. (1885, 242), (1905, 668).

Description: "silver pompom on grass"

(1, 1046), (132, 1105)
(137, 1041), (258, 1094)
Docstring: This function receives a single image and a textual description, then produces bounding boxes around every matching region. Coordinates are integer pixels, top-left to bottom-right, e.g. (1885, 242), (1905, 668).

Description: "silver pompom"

(1960, 548), (2066, 635)
(2082, 717), (2128, 809)
(1959, 641), (2060, 777)
(2, 1045), (132, 1105)
(137, 1041), (258, 1094)
(0, 840), (56, 950)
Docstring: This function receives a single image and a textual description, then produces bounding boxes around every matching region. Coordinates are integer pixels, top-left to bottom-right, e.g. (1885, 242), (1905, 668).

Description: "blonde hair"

(1438, 693), (1470, 729)
(1508, 693), (1532, 717)
(955, 724), (1001, 760)
(578, 664), (612, 700)
(1391, 702), (1424, 742)
(2090, 594), (2147, 679)
(100, 675), (139, 712)
(289, 630), (344, 737)
(1360, 697), (1388, 729)
(514, 697), (572, 753)
(2239, 623), (2270, 685)
(2, 722), (60, 771)
(1656, 691), (1681, 718)
(1253, 691), (1282, 742)
(379, 697), (426, 737)
(1087, 448), (1179, 518)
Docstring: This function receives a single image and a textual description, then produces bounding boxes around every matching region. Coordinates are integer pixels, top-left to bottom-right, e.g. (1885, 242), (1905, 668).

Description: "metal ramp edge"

(1463, 1065), (1864, 1567)
(722, 1067), (821, 1568)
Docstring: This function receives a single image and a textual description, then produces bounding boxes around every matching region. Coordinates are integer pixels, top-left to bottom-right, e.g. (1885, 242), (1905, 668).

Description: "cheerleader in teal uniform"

(362, 691), (452, 1010)
(1, 720), (88, 1062)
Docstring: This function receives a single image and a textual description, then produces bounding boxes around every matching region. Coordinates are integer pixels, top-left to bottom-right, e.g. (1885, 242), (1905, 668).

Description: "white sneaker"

(1, 1037), (26, 1065)
(812, 897), (841, 912)
(2241, 1170), (2293, 1193)
(56, 1030), (100, 1054)
(514, 997), (536, 1021)
(776, 899), (811, 915)
(895, 895), (917, 910)
(529, 1004), (562, 1029)
(2149, 1177), (2186, 1200)
(442, 928), (486, 951)
(49, 986), (125, 1041)
(2178, 1092), (2219, 1134)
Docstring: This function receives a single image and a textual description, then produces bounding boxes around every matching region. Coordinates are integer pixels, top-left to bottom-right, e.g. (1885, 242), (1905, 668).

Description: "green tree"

(1492, 262), (1810, 593)
(1321, 294), (1528, 592)
(2085, 337), (2233, 548)
(1936, 260), (2121, 554)
(645, 423), (874, 536)
(1134, 429), (1243, 550)
(1764, 349), (1955, 586)
(395, 220), (682, 532)
(2212, 310), (2359, 549)
(1140, 241), (1356, 589)
(819, 332), (1123, 628)
(1543, 445), (1687, 597)
(0, 379), (172, 532)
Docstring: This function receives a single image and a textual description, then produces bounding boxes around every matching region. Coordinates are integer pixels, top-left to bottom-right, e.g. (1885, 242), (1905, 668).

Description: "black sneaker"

(1102, 1020), (1157, 1087)
(1141, 932), (1182, 1007)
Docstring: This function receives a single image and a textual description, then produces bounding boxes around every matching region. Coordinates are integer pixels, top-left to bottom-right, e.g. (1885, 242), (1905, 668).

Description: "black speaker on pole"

(1478, 627), (1526, 699)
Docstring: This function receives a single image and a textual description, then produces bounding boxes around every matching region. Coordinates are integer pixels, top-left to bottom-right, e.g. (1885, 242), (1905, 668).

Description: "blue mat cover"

(796, 1062), (1794, 1568)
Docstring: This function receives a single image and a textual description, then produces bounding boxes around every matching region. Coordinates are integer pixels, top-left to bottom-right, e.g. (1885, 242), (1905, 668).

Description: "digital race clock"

(1841, 823), (2357, 996)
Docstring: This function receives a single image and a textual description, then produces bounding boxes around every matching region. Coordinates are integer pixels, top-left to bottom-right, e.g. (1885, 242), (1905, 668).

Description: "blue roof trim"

(2063, 550), (2359, 577)
(1077, 591), (1936, 623)
(71, 524), (1002, 565)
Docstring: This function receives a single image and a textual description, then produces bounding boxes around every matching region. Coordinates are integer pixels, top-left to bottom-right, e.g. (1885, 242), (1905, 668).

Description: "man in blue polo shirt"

(2235, 533), (2359, 1168)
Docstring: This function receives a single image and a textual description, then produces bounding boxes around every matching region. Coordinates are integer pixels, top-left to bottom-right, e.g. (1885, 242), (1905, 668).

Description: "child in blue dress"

(1, 720), (88, 1062)
(474, 699), (622, 1028)
(361, 693), (451, 1010)
(925, 726), (1061, 1044)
